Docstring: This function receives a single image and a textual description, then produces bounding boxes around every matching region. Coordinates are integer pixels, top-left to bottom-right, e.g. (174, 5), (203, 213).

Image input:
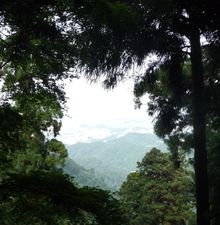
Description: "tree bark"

(189, 24), (210, 225)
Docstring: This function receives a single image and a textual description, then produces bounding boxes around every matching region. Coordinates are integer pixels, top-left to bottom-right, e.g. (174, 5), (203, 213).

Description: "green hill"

(63, 157), (109, 189)
(66, 132), (166, 190)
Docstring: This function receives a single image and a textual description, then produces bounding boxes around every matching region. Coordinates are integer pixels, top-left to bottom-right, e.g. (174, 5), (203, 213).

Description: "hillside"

(63, 157), (109, 189)
(66, 132), (166, 190)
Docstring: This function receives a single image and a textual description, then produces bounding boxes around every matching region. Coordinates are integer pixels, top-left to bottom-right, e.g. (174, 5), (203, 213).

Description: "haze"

(58, 78), (154, 144)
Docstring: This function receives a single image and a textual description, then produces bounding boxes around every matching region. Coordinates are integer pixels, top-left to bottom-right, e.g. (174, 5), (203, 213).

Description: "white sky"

(58, 78), (154, 144)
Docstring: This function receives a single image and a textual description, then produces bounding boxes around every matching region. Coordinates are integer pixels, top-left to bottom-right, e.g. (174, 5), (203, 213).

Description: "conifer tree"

(120, 148), (195, 225)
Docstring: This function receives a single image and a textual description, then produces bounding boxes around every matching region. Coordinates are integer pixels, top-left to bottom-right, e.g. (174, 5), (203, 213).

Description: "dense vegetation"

(120, 148), (195, 225)
(0, 1), (219, 225)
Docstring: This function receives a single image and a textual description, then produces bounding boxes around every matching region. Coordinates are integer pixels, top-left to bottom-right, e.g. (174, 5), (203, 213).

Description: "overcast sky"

(58, 78), (154, 144)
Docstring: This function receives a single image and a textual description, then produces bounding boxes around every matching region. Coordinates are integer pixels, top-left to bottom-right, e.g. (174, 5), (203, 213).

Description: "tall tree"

(134, 41), (220, 225)
(119, 148), (195, 225)
(67, 1), (220, 224)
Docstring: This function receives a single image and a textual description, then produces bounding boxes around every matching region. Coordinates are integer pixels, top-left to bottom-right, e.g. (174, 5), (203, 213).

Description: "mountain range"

(64, 132), (166, 190)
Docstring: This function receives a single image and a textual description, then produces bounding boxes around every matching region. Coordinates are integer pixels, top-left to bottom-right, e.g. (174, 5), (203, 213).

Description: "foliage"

(0, 1), (219, 225)
(0, 0), (77, 162)
(119, 148), (195, 225)
(0, 2), (124, 224)
(0, 171), (125, 225)
(133, 37), (220, 225)
(65, 1), (219, 224)
(207, 129), (220, 225)
(0, 0), (71, 180)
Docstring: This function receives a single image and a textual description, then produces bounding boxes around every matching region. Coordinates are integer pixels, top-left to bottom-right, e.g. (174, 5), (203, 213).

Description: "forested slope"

(63, 157), (109, 189)
(66, 132), (166, 190)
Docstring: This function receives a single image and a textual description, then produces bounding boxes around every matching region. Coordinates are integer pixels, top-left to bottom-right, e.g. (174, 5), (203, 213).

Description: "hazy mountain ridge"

(66, 132), (166, 190)
(63, 157), (109, 189)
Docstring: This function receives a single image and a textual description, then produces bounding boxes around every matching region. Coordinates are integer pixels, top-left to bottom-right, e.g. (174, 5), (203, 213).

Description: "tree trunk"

(189, 25), (210, 225)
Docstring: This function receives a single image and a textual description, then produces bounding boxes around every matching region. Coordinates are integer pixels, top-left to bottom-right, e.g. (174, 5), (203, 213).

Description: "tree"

(0, 2), (130, 221)
(1, 1), (220, 224)
(0, 0), (75, 169)
(0, 171), (125, 225)
(119, 148), (195, 225)
(67, 1), (220, 224)
(207, 130), (220, 225)
(134, 46), (220, 224)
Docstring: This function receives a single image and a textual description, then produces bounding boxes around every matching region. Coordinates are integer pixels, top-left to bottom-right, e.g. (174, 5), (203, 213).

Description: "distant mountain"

(66, 132), (166, 190)
(63, 157), (109, 189)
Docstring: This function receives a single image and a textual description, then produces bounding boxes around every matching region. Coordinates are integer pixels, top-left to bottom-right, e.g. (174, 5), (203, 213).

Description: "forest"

(0, 1), (220, 225)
